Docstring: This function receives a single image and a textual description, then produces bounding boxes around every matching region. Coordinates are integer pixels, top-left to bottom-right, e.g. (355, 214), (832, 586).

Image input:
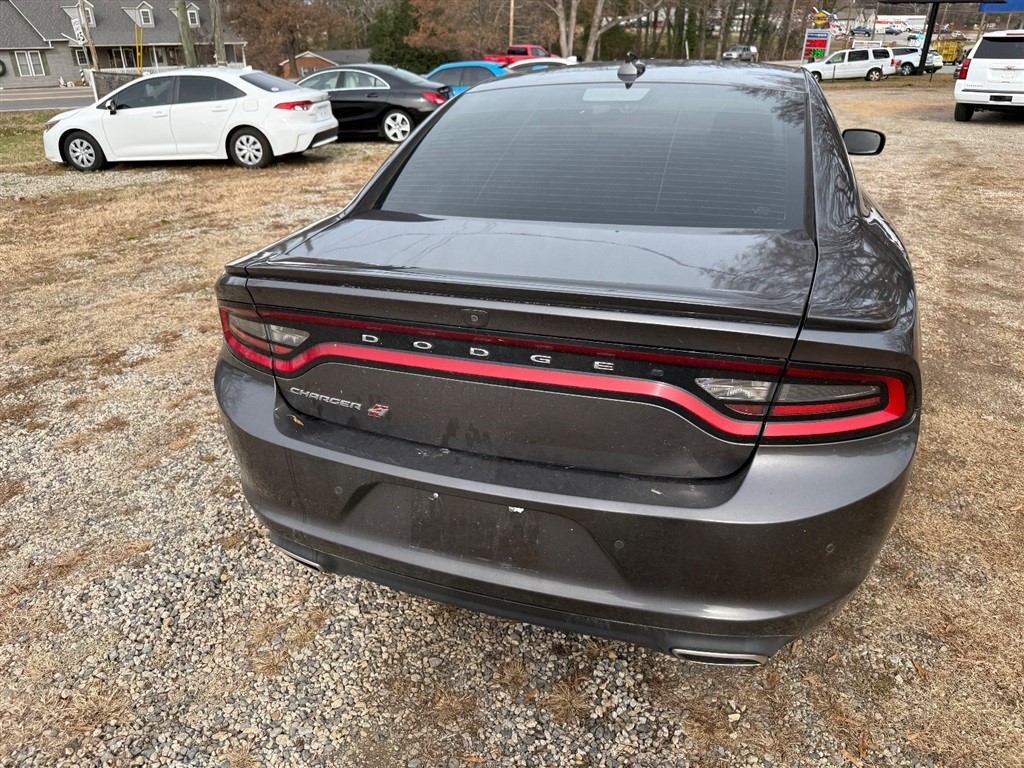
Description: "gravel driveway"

(2, 81), (1022, 768)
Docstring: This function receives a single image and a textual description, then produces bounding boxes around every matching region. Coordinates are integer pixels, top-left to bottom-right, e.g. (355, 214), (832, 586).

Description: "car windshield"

(240, 72), (299, 92)
(975, 37), (1024, 59)
(380, 81), (807, 230)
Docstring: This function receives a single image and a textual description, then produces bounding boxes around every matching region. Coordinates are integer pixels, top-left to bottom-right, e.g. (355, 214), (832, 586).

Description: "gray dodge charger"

(215, 61), (920, 665)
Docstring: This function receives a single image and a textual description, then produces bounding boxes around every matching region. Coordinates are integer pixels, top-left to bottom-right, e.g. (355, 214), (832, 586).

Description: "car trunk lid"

(233, 213), (817, 481)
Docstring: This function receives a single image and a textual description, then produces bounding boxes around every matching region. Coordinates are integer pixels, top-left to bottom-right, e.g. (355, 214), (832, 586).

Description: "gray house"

(0, 0), (246, 87)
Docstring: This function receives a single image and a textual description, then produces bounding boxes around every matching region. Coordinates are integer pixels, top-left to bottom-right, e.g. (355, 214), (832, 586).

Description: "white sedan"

(43, 68), (338, 171)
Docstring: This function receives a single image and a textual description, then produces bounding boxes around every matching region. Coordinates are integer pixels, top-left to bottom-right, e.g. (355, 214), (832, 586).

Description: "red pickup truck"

(483, 45), (552, 65)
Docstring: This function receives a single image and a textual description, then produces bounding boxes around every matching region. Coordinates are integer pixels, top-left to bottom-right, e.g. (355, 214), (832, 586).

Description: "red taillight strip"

(230, 325), (273, 353)
(771, 395), (881, 417)
(273, 341), (762, 437)
(258, 309), (782, 375)
(762, 371), (907, 438)
(220, 309), (273, 369)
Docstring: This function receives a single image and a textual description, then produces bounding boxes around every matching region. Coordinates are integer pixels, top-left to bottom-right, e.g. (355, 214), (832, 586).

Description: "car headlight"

(44, 119), (60, 133)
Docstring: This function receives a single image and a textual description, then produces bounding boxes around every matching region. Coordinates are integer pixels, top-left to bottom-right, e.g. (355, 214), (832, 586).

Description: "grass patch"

(0, 479), (27, 506)
(0, 110), (60, 169)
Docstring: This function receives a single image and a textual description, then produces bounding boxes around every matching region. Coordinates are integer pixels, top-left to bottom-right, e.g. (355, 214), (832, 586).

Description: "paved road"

(0, 86), (95, 112)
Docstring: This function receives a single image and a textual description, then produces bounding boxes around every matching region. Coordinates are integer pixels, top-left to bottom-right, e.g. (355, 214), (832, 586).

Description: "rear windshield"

(975, 36), (1024, 59)
(240, 72), (299, 92)
(380, 81), (807, 230)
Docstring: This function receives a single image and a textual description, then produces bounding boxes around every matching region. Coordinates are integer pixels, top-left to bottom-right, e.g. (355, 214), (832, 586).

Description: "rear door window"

(848, 50), (869, 62)
(975, 37), (1024, 59)
(872, 49), (891, 59)
(240, 72), (298, 92)
(380, 82), (807, 230)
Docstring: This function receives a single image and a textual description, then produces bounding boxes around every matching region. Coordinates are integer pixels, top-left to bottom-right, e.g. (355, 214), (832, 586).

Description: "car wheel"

(900, 62), (914, 75)
(954, 103), (975, 122)
(381, 109), (412, 143)
(62, 130), (106, 172)
(811, 71), (822, 82)
(229, 128), (273, 169)
(866, 68), (883, 81)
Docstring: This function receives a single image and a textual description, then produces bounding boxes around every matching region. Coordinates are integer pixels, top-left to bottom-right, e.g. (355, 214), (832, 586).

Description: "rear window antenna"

(617, 52), (646, 89)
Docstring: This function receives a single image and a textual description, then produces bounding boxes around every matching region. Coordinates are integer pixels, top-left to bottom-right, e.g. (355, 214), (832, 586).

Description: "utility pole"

(77, 0), (100, 71)
(174, 0), (198, 67)
(508, 0), (515, 47)
(209, 0), (226, 65)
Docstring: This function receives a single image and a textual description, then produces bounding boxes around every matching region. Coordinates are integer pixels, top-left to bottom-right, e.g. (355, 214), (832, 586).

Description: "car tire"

(866, 68), (883, 81)
(954, 103), (975, 122)
(381, 109), (413, 143)
(900, 62), (914, 75)
(229, 127), (273, 169)
(811, 71), (822, 82)
(62, 130), (106, 172)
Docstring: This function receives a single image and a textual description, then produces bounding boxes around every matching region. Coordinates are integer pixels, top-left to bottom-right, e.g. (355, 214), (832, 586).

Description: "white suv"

(802, 48), (898, 82)
(891, 47), (944, 74)
(954, 31), (1024, 121)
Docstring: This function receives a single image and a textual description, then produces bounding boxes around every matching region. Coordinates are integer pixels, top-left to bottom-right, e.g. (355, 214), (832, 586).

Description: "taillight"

(958, 58), (971, 79)
(422, 91), (446, 105)
(219, 306), (310, 371)
(275, 100), (314, 111)
(695, 366), (913, 442)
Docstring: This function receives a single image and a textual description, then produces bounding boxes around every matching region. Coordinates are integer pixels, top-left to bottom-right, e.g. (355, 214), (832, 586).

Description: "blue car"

(423, 61), (508, 96)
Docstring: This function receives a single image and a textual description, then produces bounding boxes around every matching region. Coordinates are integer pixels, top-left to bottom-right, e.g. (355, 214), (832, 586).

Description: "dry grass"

(426, 683), (477, 726)
(540, 673), (591, 725)
(0, 478), (27, 506)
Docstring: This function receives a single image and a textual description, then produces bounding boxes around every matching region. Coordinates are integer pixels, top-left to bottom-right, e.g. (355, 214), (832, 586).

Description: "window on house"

(187, 8), (200, 26)
(74, 48), (89, 66)
(139, 8), (153, 26)
(14, 51), (46, 77)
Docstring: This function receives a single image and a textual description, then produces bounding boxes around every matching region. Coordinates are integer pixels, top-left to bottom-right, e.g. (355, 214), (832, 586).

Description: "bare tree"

(583, 0), (666, 61)
(175, 0), (199, 66)
(541, 0), (581, 57)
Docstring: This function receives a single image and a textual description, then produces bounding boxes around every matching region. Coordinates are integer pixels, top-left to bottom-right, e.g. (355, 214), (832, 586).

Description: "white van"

(954, 31), (1024, 121)
(802, 48), (898, 82)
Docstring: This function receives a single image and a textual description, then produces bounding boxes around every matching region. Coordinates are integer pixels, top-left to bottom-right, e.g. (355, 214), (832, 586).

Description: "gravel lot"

(2, 80), (1023, 768)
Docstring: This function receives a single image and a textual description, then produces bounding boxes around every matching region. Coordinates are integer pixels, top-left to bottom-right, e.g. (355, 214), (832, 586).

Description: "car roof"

(469, 61), (808, 94)
(980, 30), (1024, 39)
(430, 61), (505, 72)
(134, 67), (254, 80)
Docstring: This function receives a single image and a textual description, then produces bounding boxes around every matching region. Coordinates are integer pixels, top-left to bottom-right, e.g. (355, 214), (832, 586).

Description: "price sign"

(804, 30), (831, 60)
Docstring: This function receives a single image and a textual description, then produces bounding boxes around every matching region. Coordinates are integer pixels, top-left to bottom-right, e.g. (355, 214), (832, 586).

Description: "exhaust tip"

(277, 546), (325, 574)
(671, 648), (769, 666)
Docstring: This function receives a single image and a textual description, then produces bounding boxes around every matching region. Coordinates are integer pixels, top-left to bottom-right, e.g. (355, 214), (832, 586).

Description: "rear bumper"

(955, 87), (1024, 108)
(216, 357), (918, 660)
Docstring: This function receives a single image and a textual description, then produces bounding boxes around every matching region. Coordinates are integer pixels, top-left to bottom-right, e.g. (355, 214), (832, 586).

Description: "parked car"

(424, 61), (507, 96)
(722, 44), (758, 62)
(296, 64), (451, 143)
(215, 61), (920, 664)
(504, 56), (579, 72)
(802, 47), (898, 81)
(883, 26), (905, 35)
(954, 30), (1024, 121)
(483, 44), (552, 66)
(42, 68), (337, 171)
(851, 26), (873, 37)
(891, 46), (944, 74)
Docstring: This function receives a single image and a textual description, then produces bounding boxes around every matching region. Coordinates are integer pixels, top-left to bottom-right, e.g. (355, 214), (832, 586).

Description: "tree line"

(222, 0), (984, 74)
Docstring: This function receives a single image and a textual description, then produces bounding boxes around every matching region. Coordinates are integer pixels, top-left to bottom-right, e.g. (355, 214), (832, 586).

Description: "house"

(0, 0), (246, 87)
(279, 49), (370, 79)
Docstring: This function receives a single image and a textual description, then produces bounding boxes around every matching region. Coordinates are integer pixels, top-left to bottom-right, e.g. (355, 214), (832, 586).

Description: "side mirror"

(843, 128), (885, 155)
(106, 100), (117, 115)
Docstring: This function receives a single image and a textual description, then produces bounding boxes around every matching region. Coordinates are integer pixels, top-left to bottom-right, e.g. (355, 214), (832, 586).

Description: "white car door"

(101, 76), (176, 158)
(170, 75), (242, 156)
(819, 52), (845, 80)
(844, 49), (871, 78)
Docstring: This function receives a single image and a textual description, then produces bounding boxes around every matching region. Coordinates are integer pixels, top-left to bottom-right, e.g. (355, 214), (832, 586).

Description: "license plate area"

(410, 492), (541, 570)
(990, 94), (1013, 102)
